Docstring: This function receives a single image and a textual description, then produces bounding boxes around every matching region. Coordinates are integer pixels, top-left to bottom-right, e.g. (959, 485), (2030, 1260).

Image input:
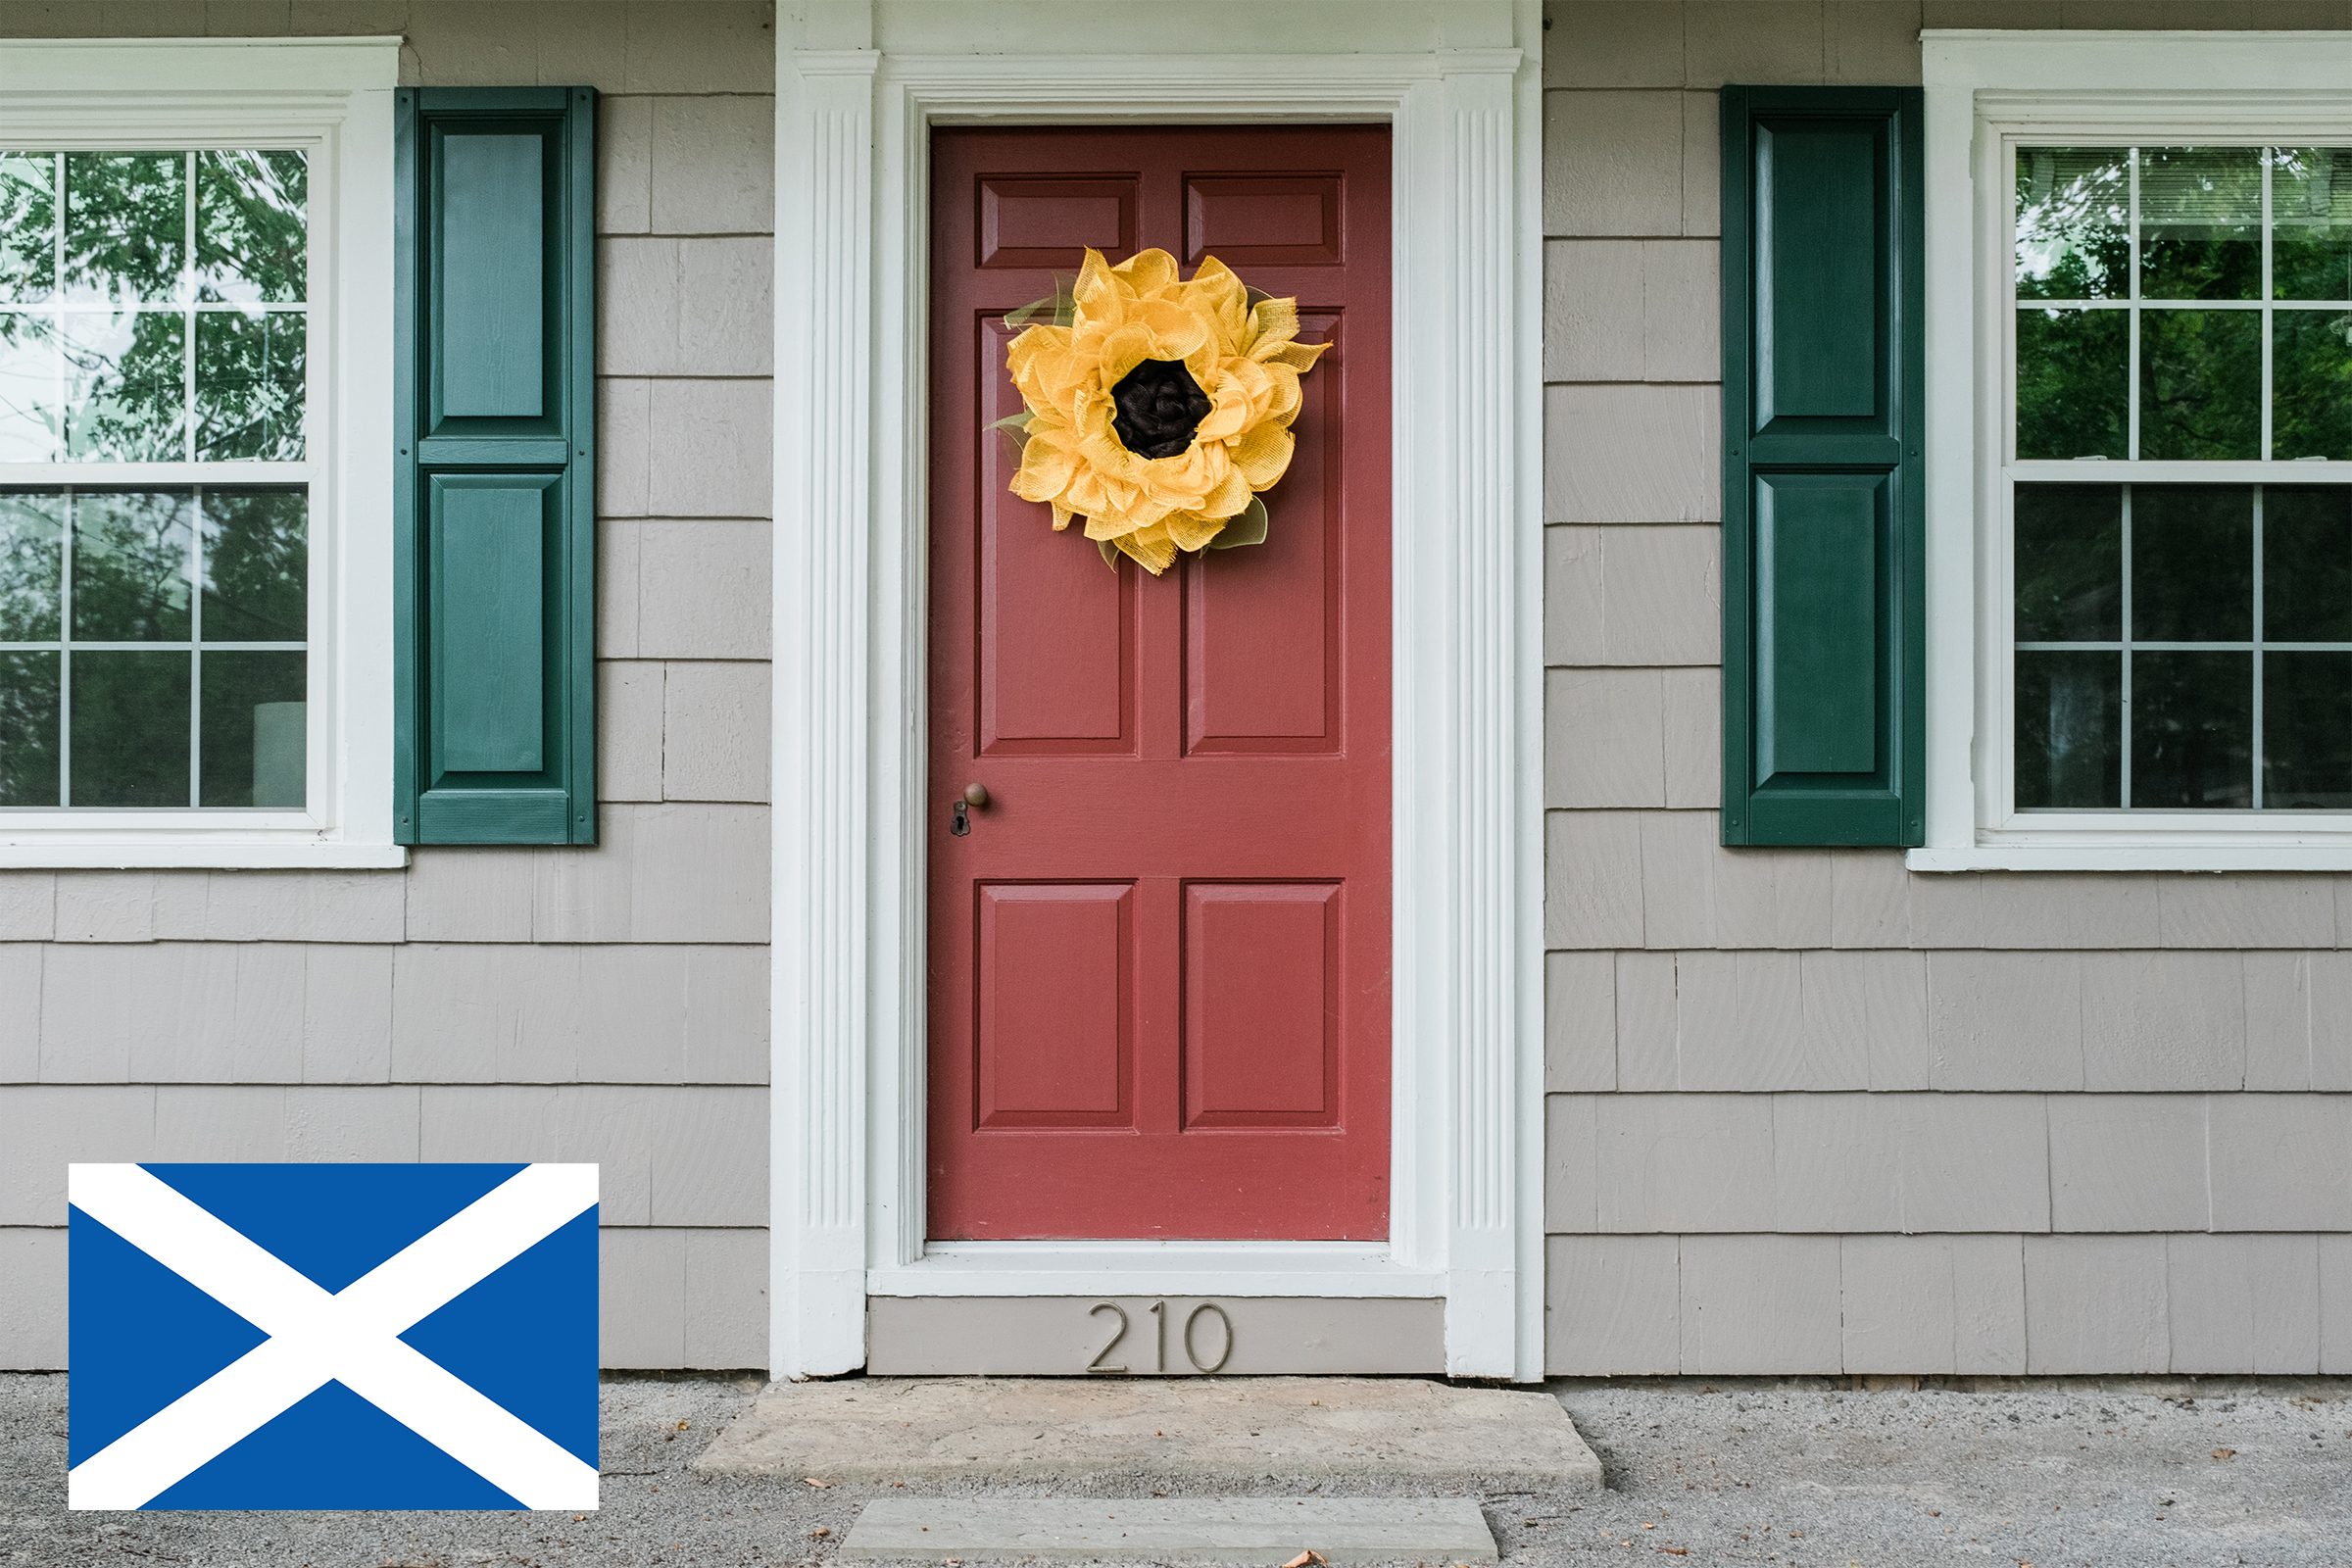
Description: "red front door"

(926, 126), (1393, 1242)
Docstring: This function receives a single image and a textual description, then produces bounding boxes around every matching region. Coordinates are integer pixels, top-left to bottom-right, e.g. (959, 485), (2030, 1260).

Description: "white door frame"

(769, 0), (1546, 1382)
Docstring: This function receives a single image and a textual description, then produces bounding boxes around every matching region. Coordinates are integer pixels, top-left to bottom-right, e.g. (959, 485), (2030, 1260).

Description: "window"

(2012, 146), (2352, 812)
(1923, 32), (2352, 868)
(0, 39), (398, 866)
(2, 150), (311, 810)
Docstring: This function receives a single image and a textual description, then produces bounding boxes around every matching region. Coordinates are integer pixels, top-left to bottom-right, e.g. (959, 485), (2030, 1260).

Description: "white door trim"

(769, 0), (1546, 1382)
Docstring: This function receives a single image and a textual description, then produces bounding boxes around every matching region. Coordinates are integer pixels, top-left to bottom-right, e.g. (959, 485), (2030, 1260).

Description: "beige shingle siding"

(1543, 0), (2352, 1373)
(0, 1), (775, 1371)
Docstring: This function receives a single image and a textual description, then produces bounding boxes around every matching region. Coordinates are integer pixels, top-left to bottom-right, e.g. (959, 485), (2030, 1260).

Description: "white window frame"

(1921, 29), (2352, 872)
(0, 38), (401, 869)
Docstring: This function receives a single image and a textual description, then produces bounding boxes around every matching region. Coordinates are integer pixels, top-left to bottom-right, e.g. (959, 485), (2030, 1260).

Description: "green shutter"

(395, 87), (597, 846)
(1719, 86), (1924, 848)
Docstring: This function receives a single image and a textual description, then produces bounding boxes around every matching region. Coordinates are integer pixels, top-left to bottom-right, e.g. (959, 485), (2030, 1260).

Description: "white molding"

(0, 840), (405, 870)
(1921, 29), (2352, 873)
(771, 0), (1544, 1382)
(869, 1243), (1444, 1299)
(1913, 844), (2352, 873)
(0, 42), (399, 870)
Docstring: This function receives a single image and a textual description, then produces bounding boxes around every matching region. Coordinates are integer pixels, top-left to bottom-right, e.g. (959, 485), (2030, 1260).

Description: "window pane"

(0, 650), (60, 807)
(2016, 308), (2128, 459)
(195, 309), (303, 461)
(63, 310), (185, 462)
(2133, 485), (2252, 642)
(200, 650), (304, 808)
(2273, 147), (2352, 303)
(2016, 146), (2131, 301)
(73, 490), (192, 642)
(2265, 652), (2352, 808)
(2273, 310), (2352, 460)
(0, 311), (59, 462)
(0, 490), (63, 641)
(2139, 146), (2263, 302)
(2139, 309), (2261, 461)
(62, 152), (185, 306)
(2132, 650), (2253, 808)
(2016, 650), (2121, 808)
(2266, 487), (2352, 642)
(196, 150), (306, 305)
(2015, 484), (2121, 641)
(70, 650), (189, 807)
(0, 152), (56, 303)
(201, 489), (306, 642)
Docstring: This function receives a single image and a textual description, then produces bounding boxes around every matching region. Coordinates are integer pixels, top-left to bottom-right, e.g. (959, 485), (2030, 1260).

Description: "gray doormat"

(840, 1496), (1498, 1563)
(694, 1376), (1602, 1490)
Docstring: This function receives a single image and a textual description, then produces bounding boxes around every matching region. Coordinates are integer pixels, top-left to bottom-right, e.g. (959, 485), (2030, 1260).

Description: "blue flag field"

(67, 1162), (600, 1511)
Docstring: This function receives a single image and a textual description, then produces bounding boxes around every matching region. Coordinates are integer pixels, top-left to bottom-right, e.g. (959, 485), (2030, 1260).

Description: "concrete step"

(695, 1376), (1602, 1490)
(840, 1496), (1498, 1564)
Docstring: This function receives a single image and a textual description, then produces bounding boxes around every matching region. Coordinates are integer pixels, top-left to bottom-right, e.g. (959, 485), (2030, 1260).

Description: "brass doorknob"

(961, 782), (990, 808)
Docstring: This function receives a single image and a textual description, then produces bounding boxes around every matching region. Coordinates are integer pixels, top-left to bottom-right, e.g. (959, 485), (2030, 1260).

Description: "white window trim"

(0, 38), (402, 870)
(770, 3), (1546, 1380)
(1921, 29), (2352, 872)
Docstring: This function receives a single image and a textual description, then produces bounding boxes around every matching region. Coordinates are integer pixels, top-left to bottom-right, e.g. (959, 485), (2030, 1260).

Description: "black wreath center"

(1110, 358), (1212, 460)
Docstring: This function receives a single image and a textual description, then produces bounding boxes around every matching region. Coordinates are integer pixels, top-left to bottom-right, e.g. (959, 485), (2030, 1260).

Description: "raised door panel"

(1184, 311), (1343, 754)
(978, 175), (1138, 270)
(976, 883), (1134, 1129)
(1184, 173), (1345, 267)
(977, 316), (1136, 754)
(1182, 882), (1340, 1128)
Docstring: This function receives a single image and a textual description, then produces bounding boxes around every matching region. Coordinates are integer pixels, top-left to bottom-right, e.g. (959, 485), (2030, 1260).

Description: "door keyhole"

(951, 781), (989, 836)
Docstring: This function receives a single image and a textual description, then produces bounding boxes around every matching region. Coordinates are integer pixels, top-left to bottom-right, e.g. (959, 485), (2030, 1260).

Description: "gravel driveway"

(5, 1373), (2349, 1566)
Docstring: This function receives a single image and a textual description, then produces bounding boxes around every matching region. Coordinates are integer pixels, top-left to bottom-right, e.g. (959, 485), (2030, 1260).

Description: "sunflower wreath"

(999, 246), (1328, 574)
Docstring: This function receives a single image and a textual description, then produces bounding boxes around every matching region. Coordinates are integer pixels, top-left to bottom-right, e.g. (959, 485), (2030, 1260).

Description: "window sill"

(0, 838), (407, 870)
(1910, 843), (2352, 873)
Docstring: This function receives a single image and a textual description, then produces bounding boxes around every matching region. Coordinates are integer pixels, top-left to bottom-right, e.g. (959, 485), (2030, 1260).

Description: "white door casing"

(769, 0), (1546, 1381)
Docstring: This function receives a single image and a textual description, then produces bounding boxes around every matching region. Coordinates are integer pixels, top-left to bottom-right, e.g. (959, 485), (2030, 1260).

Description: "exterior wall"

(0, 1), (775, 1371)
(1543, 0), (2352, 1376)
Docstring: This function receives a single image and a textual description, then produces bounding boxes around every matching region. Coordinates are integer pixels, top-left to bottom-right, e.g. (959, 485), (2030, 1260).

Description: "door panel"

(1182, 881), (1341, 1128)
(978, 318), (1137, 755)
(928, 126), (1392, 1241)
(1185, 311), (1344, 754)
(976, 883), (1134, 1128)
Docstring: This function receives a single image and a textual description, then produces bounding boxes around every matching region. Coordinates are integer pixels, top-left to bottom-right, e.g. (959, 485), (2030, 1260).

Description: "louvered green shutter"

(1719, 86), (1924, 848)
(394, 87), (597, 845)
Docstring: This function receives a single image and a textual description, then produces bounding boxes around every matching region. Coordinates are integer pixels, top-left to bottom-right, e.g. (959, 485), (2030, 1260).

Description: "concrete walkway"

(6, 1374), (2352, 1565)
(696, 1376), (1603, 1489)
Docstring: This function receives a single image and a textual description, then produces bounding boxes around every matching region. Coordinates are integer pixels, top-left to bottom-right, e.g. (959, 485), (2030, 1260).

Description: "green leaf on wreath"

(1208, 495), (1269, 550)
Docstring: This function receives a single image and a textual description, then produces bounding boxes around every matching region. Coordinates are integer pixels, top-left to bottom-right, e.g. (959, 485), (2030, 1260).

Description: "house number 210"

(1087, 1300), (1235, 1374)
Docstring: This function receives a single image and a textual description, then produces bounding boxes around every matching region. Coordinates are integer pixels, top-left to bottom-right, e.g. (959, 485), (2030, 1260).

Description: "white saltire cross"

(68, 1162), (601, 1511)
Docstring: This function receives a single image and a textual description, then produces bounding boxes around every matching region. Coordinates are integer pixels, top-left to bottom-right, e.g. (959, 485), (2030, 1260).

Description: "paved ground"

(5, 1373), (2351, 1566)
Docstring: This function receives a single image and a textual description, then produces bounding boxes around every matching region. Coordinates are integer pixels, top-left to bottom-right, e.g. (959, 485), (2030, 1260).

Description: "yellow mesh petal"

(1247, 295), (1300, 349)
(1111, 248), (1178, 298)
(1072, 248), (1118, 314)
(1163, 510), (1226, 553)
(1185, 256), (1249, 336)
(1010, 424), (1080, 501)
(1116, 522), (1179, 575)
(1228, 422), (1294, 490)
(1252, 336), (1329, 371)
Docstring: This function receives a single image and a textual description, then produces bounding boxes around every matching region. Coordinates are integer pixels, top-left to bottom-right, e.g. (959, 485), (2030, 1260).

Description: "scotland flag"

(68, 1163), (600, 1511)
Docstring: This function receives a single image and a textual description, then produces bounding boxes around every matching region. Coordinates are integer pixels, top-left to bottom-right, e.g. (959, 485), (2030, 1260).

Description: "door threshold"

(867, 1241), (1443, 1298)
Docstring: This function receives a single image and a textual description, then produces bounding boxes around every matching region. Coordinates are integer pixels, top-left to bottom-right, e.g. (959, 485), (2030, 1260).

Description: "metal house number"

(1087, 1300), (1235, 1374)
